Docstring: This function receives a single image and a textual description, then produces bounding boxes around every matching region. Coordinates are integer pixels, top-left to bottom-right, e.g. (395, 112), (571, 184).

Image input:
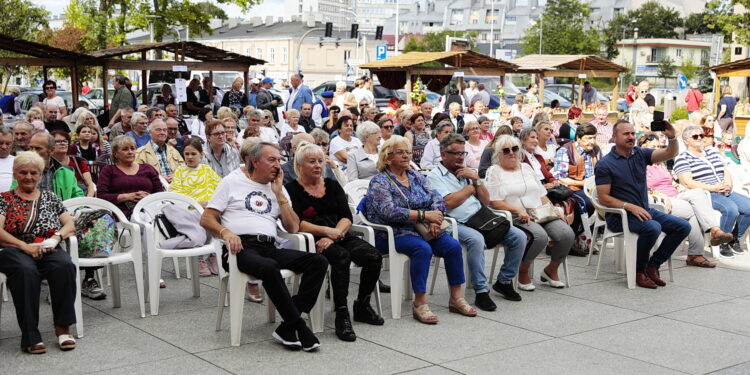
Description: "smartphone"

(651, 111), (665, 132)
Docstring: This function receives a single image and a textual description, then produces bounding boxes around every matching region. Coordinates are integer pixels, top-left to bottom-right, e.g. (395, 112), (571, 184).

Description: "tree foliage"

(403, 31), (479, 53)
(519, 0), (601, 56)
(684, 11), (722, 35)
(0, 0), (49, 91)
(677, 58), (701, 81)
(602, 1), (683, 59)
(707, 0), (750, 46)
(657, 57), (676, 86)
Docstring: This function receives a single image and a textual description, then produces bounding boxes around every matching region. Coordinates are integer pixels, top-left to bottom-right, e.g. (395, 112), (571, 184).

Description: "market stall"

(510, 54), (628, 120)
(707, 58), (750, 137)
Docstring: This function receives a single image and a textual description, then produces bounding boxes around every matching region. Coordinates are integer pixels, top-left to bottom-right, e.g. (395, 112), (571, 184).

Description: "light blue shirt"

(427, 163), (481, 223)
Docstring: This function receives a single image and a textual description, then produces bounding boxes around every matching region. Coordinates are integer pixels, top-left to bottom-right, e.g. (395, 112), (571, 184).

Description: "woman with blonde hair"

(25, 107), (43, 123)
(221, 77), (248, 115)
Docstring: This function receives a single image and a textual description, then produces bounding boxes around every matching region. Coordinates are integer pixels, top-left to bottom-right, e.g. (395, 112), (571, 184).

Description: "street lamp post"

(632, 27), (639, 82)
(489, 0), (495, 58)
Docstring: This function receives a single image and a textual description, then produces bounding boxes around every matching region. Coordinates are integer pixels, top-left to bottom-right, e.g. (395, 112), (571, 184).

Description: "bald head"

(45, 105), (59, 122)
(149, 119), (168, 146)
(291, 133), (315, 154)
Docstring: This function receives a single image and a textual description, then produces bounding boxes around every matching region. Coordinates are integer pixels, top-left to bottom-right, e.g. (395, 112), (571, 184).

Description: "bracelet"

(278, 197), (289, 206)
(219, 228), (229, 238)
(418, 210), (424, 222)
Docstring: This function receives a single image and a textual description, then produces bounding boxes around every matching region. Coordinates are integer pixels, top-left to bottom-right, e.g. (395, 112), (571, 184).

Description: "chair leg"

(428, 258), (440, 295)
(562, 258), (570, 288)
(389, 256), (403, 319)
(373, 283), (383, 318)
(595, 236), (611, 280)
(190, 256), (201, 298)
(132, 259), (147, 318)
(73, 265), (84, 338)
(110, 264), (122, 308)
(173, 257), (181, 279)
(229, 272), (247, 347)
(667, 258), (674, 282)
(2, 281), (8, 302)
(185, 257), (192, 280)
(309, 274), (326, 333)
(587, 225), (601, 266)
(216, 276), (228, 331)
(489, 246), (501, 285)
(624, 235), (637, 289)
(148, 254), (163, 316)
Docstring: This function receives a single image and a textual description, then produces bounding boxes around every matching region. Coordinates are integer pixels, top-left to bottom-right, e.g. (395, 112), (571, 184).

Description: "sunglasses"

(501, 145), (520, 154)
(690, 134), (706, 140)
(45, 86), (55, 90)
(381, 125), (394, 129)
(316, 142), (329, 147)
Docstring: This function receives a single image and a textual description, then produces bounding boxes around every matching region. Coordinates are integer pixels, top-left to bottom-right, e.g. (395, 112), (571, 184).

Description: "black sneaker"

(334, 307), (356, 342)
(353, 296), (385, 325)
(719, 244), (735, 259)
(81, 278), (106, 300)
(730, 241), (744, 255)
(378, 280), (391, 294)
(296, 320), (320, 352)
(272, 322), (301, 350)
(492, 280), (522, 302)
(474, 292), (497, 311)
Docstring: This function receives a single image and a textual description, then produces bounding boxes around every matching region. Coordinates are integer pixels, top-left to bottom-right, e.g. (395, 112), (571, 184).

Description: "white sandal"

(57, 334), (76, 351)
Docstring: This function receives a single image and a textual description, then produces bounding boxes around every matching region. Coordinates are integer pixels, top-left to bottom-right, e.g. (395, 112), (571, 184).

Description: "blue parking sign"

(376, 45), (387, 61)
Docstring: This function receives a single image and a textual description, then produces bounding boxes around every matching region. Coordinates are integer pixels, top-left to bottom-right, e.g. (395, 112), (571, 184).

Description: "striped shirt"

(673, 148), (725, 185)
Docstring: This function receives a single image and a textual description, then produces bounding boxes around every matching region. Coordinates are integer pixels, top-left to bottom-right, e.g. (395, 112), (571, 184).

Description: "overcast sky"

(34, 0), (283, 18)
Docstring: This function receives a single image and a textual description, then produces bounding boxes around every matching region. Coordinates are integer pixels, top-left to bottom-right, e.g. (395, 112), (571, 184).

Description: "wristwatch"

(53, 231), (62, 238)
(475, 178), (483, 186)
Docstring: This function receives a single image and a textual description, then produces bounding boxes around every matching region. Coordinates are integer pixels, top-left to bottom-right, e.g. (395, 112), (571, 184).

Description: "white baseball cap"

(250, 78), (260, 85)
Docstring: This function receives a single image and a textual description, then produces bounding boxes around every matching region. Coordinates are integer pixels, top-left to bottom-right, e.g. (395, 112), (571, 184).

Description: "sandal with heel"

(412, 303), (439, 324)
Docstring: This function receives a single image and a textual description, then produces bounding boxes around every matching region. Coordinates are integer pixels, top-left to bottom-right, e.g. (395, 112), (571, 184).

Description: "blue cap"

(321, 90), (334, 98)
(262, 77), (275, 85)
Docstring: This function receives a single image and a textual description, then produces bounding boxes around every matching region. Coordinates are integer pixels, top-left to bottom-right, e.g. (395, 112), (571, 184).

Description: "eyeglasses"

(501, 145), (520, 154)
(316, 142), (329, 147)
(210, 131), (226, 137)
(389, 150), (413, 156)
(381, 125), (394, 130)
(639, 90), (648, 93)
(690, 134), (706, 140)
(55, 140), (69, 144)
(466, 127), (479, 131)
(359, 104), (367, 107)
(444, 151), (468, 156)
(501, 111), (510, 114)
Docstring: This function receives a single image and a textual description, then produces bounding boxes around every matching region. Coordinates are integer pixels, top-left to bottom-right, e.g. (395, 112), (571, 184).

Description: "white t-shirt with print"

(44, 96), (66, 110)
(329, 136), (362, 168)
(207, 169), (291, 237)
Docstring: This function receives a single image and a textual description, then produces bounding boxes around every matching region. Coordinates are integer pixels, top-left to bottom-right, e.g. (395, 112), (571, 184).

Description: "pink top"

(646, 164), (678, 197)
(465, 139), (488, 168)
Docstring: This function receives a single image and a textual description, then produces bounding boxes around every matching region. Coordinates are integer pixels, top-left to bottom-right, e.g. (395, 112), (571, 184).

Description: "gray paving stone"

(1, 300), (117, 340)
(397, 365), (464, 374)
(87, 354), (232, 374)
(669, 266), (750, 298)
(663, 298), (750, 337)
(565, 316), (750, 374)
(196, 333), (430, 374)
(709, 361), (750, 375)
(443, 339), (684, 375)
(555, 279), (732, 315)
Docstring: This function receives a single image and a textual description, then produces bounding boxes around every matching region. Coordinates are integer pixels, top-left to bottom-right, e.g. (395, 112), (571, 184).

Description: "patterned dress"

(169, 164), (222, 202)
(0, 190), (64, 244)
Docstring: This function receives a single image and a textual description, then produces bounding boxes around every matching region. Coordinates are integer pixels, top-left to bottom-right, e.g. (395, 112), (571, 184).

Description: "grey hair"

(448, 102), (461, 111)
(130, 111), (147, 127)
(0, 125), (14, 136)
(244, 142), (279, 171)
(336, 81), (347, 90)
(293, 142), (326, 178)
(286, 109), (300, 119)
(110, 135), (136, 163)
(13, 151), (44, 173)
(492, 134), (522, 164)
(434, 120), (454, 135)
(310, 128), (329, 143)
(519, 127), (538, 143)
(440, 133), (466, 152)
(239, 137), (262, 159)
(291, 133), (314, 149)
(249, 109), (263, 118)
(357, 121), (380, 143)
(31, 132), (55, 149)
(682, 125), (704, 143)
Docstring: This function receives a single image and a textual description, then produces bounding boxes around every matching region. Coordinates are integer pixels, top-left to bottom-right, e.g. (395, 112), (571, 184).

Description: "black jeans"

(0, 247), (77, 349)
(223, 236), (328, 325)
(321, 235), (382, 309)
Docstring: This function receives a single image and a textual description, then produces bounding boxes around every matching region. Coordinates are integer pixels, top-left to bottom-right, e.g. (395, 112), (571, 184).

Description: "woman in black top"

(285, 142), (384, 342)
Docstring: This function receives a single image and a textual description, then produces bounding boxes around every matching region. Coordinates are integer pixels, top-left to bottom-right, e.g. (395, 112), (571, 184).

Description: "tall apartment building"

(284, 0), (400, 30)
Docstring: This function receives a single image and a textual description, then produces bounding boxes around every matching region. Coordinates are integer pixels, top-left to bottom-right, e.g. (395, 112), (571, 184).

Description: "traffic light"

(350, 24), (359, 39)
(325, 22), (333, 38)
(375, 26), (383, 40)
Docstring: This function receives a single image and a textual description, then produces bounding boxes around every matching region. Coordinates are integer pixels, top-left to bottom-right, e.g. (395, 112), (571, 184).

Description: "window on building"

(269, 47), (275, 63)
(485, 9), (500, 24)
(505, 16), (517, 23)
(469, 11), (480, 24)
(516, 0), (528, 6)
(591, 7), (600, 14)
(450, 9), (464, 24)
(344, 50), (351, 64)
(256, 47), (263, 61)
(538, 0), (547, 5)
(281, 47), (288, 64)
(614, 7), (623, 13)
(494, 33), (500, 41)
(676, 48), (682, 57)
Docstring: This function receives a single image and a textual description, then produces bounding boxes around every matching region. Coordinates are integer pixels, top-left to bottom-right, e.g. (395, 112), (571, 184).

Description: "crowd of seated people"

(1, 77), (749, 355)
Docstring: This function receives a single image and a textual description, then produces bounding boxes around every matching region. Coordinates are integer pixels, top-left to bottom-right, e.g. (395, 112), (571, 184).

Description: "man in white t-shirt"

(0, 127), (15, 192)
(201, 142), (328, 352)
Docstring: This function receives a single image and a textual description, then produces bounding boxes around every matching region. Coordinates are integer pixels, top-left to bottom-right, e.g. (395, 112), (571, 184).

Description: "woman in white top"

(42, 80), (67, 119)
(462, 121), (487, 169)
(329, 116), (361, 168)
(279, 109), (307, 140)
(534, 120), (558, 165)
(190, 108), (211, 141)
(334, 81), (356, 110)
(511, 93), (524, 117)
(255, 109), (279, 144)
(351, 78), (374, 106)
(346, 121), (380, 181)
(485, 135), (574, 291)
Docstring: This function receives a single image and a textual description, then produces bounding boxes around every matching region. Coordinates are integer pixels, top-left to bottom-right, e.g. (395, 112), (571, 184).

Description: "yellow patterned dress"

(169, 164), (222, 203)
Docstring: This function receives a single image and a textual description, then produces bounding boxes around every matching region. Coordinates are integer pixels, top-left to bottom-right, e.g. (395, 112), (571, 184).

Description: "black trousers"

(322, 235), (382, 309)
(223, 236), (328, 325)
(0, 247), (77, 349)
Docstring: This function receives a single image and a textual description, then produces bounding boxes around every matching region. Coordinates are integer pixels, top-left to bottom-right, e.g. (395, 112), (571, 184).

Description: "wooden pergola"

(360, 51), (518, 105)
(510, 54), (629, 109)
(708, 58), (750, 136)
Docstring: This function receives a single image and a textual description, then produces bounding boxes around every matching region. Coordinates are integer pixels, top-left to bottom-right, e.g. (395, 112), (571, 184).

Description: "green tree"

(707, 0), (750, 46)
(602, 1), (683, 59)
(677, 58), (701, 81)
(403, 31), (479, 53)
(684, 11), (722, 35)
(519, 0), (601, 56)
(0, 0), (49, 92)
(657, 57), (676, 87)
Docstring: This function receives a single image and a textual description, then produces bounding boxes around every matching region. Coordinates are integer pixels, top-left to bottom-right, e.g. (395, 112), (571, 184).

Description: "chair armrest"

(278, 232), (315, 253)
(446, 217), (459, 240)
(650, 203), (666, 213)
(61, 236), (79, 265)
(350, 224), (375, 247)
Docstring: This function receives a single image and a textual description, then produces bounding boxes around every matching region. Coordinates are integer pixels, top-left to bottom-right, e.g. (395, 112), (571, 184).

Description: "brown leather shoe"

(636, 272), (657, 289)
(645, 265), (666, 286)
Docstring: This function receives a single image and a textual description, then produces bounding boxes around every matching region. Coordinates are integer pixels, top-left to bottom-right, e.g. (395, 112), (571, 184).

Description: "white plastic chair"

(584, 177), (609, 266)
(215, 232), (325, 347)
(64, 198), (146, 318)
(586, 183), (673, 289)
(1, 273), (7, 302)
(131, 192), (223, 316)
(327, 224), (383, 316)
(344, 179), (371, 224)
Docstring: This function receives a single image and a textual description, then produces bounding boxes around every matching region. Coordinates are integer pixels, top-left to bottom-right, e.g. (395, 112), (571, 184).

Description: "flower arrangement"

(410, 76), (427, 104)
(496, 84), (505, 99)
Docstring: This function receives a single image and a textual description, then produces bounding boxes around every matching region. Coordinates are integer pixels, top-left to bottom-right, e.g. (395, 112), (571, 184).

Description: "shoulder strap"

(384, 172), (411, 210)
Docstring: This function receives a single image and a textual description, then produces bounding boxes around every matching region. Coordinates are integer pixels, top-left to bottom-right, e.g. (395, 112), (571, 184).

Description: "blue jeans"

(457, 224), (526, 292)
(711, 192), (750, 239)
(376, 233), (464, 293)
(606, 208), (690, 272)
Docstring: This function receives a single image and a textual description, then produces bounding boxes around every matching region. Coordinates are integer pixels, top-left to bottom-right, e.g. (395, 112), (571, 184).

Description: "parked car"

(395, 89), (440, 108)
(134, 82), (172, 107)
(544, 84), (609, 105)
(84, 87), (115, 108)
(517, 88), (572, 109)
(649, 88), (677, 106)
(312, 81), (399, 110)
(17, 90), (102, 117)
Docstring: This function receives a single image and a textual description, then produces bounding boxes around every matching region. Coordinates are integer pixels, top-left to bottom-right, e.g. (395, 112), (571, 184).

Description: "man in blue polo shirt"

(428, 134), (526, 309)
(595, 120), (690, 289)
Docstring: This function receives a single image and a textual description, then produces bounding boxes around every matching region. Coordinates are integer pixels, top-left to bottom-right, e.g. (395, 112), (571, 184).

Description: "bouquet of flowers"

(410, 77), (427, 104)
(496, 84), (505, 100)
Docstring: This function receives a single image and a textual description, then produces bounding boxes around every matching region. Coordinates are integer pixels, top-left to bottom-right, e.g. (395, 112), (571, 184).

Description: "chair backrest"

(583, 176), (596, 201)
(63, 197), (138, 255)
(343, 179), (370, 207)
(159, 175), (170, 191)
(131, 192), (209, 246)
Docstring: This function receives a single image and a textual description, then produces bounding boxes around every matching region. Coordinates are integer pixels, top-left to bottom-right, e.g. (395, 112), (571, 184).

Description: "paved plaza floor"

(2, 247), (750, 374)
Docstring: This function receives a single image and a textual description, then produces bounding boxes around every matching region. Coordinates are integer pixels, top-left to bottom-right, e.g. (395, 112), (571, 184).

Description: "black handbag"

(464, 205), (510, 249)
(546, 185), (575, 204)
